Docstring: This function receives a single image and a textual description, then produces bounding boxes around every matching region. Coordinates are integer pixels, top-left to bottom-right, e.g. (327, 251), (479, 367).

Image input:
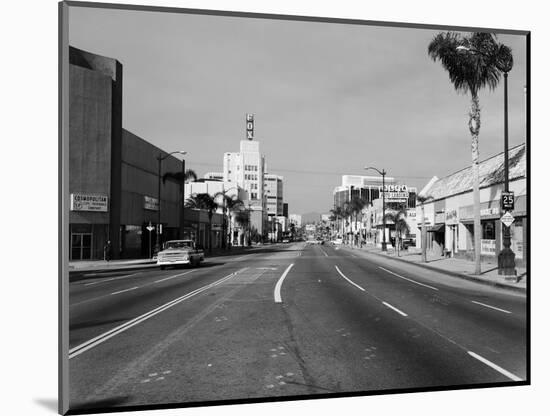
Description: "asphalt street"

(68, 242), (527, 411)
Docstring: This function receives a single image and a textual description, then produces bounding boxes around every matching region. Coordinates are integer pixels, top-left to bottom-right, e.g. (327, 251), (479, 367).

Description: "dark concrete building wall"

(69, 47), (119, 260)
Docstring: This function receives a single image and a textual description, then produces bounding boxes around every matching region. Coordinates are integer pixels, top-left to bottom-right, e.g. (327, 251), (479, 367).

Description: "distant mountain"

(301, 212), (321, 224)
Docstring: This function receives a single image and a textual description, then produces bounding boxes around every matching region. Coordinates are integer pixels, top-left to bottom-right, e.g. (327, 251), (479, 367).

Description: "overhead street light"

(157, 150), (187, 252)
(365, 166), (388, 251)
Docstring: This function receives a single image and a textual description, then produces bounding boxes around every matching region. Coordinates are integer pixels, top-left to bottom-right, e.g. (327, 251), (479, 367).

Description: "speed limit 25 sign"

(501, 191), (515, 211)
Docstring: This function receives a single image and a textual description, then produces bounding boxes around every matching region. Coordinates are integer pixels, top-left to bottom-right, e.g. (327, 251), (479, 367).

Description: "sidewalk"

(344, 244), (527, 292)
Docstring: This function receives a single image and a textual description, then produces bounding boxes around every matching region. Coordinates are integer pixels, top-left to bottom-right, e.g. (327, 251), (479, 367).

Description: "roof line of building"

(434, 142), (525, 181)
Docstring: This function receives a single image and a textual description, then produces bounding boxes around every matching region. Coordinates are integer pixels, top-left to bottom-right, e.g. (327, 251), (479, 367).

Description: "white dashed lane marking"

(378, 266), (439, 291)
(382, 301), (408, 317)
(467, 351), (522, 381)
(111, 286), (139, 295)
(471, 300), (512, 314)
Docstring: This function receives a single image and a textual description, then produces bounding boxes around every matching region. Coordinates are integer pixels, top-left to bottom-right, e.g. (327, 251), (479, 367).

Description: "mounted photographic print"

(59, 1), (530, 414)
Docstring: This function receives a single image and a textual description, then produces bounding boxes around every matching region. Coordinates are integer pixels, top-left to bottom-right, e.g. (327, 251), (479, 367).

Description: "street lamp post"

(365, 166), (387, 251)
(457, 44), (516, 278)
(496, 55), (517, 279)
(157, 150), (187, 253)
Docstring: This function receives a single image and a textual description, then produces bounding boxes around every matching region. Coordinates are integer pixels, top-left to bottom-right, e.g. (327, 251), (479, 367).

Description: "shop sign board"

(501, 191), (515, 211)
(445, 209), (458, 224)
(481, 239), (496, 255)
(212, 224), (222, 231)
(435, 212), (446, 224)
(144, 196), (159, 211)
(70, 193), (108, 212)
(480, 207), (500, 217)
(377, 185), (410, 203)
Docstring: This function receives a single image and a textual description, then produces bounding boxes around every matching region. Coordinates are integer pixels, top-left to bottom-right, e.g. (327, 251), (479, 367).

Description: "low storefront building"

(416, 143), (526, 265)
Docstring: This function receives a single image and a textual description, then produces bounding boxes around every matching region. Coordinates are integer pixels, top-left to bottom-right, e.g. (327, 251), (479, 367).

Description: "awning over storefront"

(427, 224), (445, 232)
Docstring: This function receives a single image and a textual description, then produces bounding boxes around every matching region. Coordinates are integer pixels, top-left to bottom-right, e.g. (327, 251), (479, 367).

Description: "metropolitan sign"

(70, 193), (108, 212)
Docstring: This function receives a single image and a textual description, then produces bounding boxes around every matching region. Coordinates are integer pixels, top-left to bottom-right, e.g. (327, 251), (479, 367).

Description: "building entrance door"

(71, 233), (92, 260)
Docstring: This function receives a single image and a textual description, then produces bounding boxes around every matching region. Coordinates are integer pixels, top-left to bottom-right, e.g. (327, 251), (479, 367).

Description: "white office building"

(289, 214), (302, 228)
(264, 174), (284, 216)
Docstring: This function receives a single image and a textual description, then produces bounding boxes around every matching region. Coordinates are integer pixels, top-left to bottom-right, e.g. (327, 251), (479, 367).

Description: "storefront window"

(482, 221), (495, 240)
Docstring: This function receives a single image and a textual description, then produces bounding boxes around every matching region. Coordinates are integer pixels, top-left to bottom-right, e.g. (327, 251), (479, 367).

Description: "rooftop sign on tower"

(246, 113), (254, 140)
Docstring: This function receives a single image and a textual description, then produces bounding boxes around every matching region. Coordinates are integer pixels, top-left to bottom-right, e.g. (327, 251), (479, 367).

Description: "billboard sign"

(70, 193), (108, 212)
(246, 113), (254, 140)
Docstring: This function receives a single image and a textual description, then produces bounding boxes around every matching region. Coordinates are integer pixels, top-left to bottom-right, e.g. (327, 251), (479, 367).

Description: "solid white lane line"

(334, 266), (365, 292)
(84, 273), (139, 286)
(320, 248), (328, 257)
(69, 271), (239, 359)
(382, 301), (408, 317)
(471, 301), (512, 314)
(378, 266), (439, 291)
(110, 286), (139, 295)
(274, 264), (294, 303)
(154, 270), (196, 283)
(467, 351), (522, 381)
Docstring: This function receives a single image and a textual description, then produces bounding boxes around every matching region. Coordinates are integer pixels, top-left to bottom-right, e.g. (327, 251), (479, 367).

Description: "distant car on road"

(331, 238), (343, 246)
(282, 239), (290, 243)
(157, 240), (204, 269)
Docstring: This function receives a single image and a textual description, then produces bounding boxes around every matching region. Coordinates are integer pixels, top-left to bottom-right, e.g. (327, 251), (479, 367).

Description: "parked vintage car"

(157, 240), (204, 269)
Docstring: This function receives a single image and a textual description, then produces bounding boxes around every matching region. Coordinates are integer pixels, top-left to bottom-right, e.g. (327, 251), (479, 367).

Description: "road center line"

(467, 351), (522, 381)
(382, 301), (408, 317)
(334, 266), (365, 292)
(110, 286), (139, 295)
(471, 300), (512, 314)
(69, 271), (239, 359)
(154, 270), (196, 283)
(378, 266), (439, 291)
(274, 264), (294, 303)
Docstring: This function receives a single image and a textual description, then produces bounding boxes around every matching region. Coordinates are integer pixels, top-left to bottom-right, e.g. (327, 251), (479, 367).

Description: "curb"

(345, 247), (527, 293)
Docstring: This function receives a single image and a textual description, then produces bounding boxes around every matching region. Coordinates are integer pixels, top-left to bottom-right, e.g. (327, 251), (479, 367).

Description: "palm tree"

(349, 196), (366, 246)
(234, 209), (250, 246)
(330, 206), (344, 239)
(428, 32), (510, 275)
(215, 192), (244, 249)
(416, 194), (433, 263)
(384, 209), (410, 257)
(342, 202), (353, 244)
(185, 193), (219, 253)
(162, 169), (197, 239)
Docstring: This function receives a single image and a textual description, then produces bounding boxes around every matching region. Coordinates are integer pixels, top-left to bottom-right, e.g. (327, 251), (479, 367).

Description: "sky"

(68, 5), (527, 216)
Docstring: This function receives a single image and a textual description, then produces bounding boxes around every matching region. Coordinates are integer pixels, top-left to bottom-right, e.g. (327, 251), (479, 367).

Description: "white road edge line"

(382, 301), (408, 317)
(468, 351), (522, 381)
(110, 286), (139, 295)
(69, 271), (239, 359)
(274, 264), (294, 303)
(154, 270), (196, 283)
(334, 266), (365, 292)
(321, 248), (328, 257)
(471, 300), (512, 314)
(379, 266), (439, 291)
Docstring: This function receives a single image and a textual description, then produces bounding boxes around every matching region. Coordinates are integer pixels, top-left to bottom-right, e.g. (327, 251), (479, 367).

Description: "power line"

(189, 161), (433, 180)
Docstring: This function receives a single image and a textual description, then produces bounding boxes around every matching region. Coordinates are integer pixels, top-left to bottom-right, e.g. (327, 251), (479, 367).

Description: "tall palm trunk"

(469, 94), (482, 275)
(208, 212), (213, 253)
